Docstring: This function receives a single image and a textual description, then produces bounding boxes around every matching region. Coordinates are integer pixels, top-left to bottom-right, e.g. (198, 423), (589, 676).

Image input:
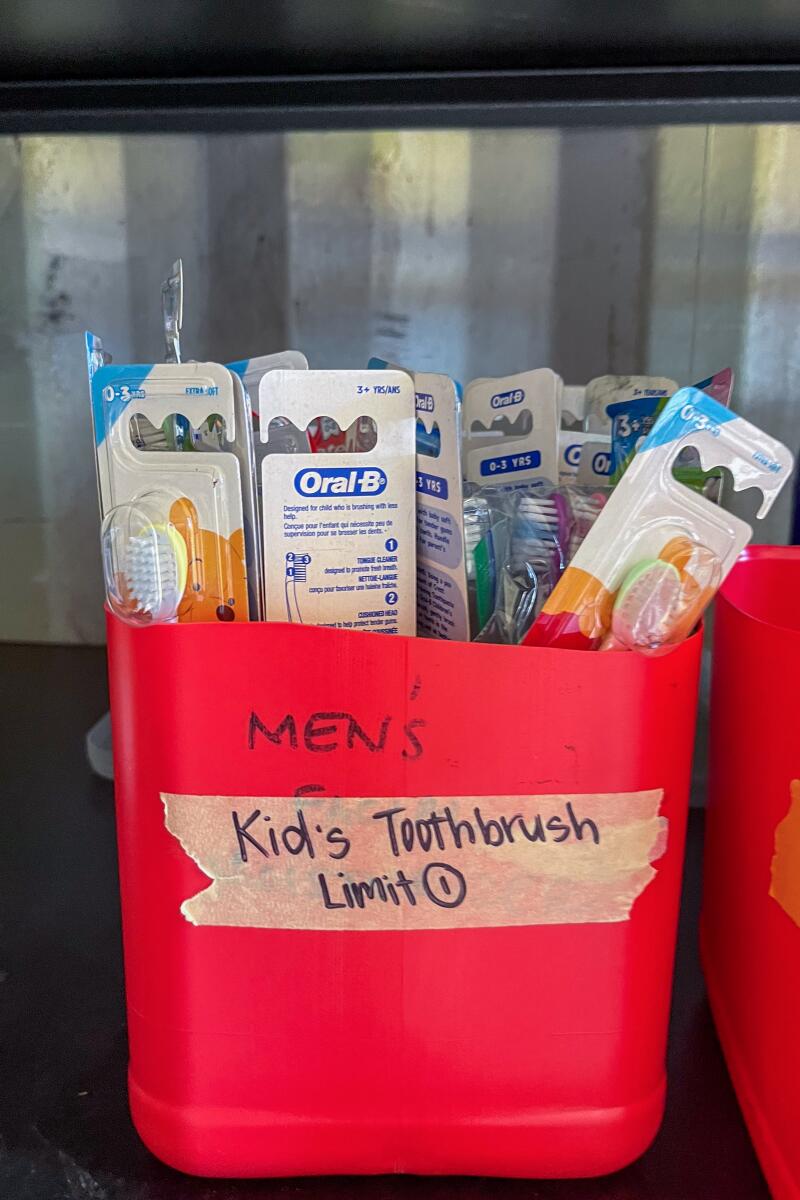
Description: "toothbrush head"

(512, 492), (564, 574)
(121, 523), (188, 621)
(102, 502), (188, 625)
(463, 494), (492, 581)
(606, 558), (683, 651)
(568, 488), (609, 558)
(604, 539), (721, 652)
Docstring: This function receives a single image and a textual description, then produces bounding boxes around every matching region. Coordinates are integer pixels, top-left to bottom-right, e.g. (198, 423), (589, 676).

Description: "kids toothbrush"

(526, 387), (794, 651)
(102, 497), (189, 625)
(510, 491), (569, 575)
(510, 487), (608, 584)
(487, 486), (606, 643)
(599, 538), (721, 652)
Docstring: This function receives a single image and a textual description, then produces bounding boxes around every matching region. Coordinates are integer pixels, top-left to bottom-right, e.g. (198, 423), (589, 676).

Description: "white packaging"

(180, 368), (265, 618)
(532, 388), (794, 650)
(87, 341), (251, 623)
(583, 374), (678, 434)
(226, 370), (262, 618)
(558, 430), (613, 485)
(464, 369), (560, 487)
(560, 384), (587, 427)
(228, 350), (309, 455)
(371, 356), (469, 641)
(229, 351), (310, 614)
(259, 370), (417, 634)
(413, 372), (469, 640)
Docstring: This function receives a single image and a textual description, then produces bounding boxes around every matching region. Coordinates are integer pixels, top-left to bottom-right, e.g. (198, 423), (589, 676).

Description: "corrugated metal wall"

(1, 125), (798, 643)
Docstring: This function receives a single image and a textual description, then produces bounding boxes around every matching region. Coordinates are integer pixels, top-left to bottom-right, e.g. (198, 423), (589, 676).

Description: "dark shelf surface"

(3, 1), (800, 130)
(0, 641), (768, 1199)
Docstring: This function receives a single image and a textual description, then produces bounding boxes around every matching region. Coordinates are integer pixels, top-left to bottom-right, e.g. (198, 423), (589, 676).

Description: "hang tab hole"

(265, 415), (378, 454)
(671, 452), (740, 510)
(713, 466), (765, 524)
(470, 410), (533, 441)
(263, 416), (312, 455)
(129, 412), (226, 452)
(416, 419), (441, 458)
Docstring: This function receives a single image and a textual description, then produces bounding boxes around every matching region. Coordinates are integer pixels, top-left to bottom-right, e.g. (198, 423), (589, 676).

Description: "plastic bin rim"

(719, 545), (800, 636)
(104, 605), (703, 666)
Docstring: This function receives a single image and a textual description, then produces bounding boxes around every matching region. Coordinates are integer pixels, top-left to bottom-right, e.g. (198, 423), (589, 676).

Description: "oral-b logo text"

(294, 467), (388, 496)
(564, 442), (582, 467)
(490, 388), (524, 409)
(593, 450), (612, 475)
(680, 402), (721, 438)
(416, 392), (435, 412)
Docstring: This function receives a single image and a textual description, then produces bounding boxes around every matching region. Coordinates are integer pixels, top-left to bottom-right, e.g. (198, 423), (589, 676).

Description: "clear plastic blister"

(599, 538), (723, 652)
(608, 367), (734, 501)
(86, 343), (252, 624)
(527, 387), (794, 652)
(467, 484), (609, 644)
(102, 491), (192, 625)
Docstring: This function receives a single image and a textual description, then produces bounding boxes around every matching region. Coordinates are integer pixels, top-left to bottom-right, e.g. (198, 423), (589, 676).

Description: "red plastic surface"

(702, 546), (800, 1200)
(107, 615), (701, 1178)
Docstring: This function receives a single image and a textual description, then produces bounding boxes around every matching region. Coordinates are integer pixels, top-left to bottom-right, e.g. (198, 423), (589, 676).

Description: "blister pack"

(471, 484), (609, 644)
(464, 370), (560, 487)
(584, 374), (678, 435)
(609, 367), (734, 487)
(527, 387), (793, 651)
(259, 369), (417, 634)
(371, 357), (469, 640)
(87, 333), (251, 625)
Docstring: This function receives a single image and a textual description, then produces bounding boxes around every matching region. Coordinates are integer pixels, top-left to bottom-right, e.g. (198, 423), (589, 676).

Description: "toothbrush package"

(464, 369), (560, 488)
(200, 365), (263, 618)
(229, 351), (310, 610)
(259, 369), (417, 634)
(371, 357), (469, 641)
(472, 483), (609, 645)
(229, 350), (310, 461)
(412, 370), (468, 640)
(87, 333), (252, 625)
(526, 388), (794, 652)
(557, 383), (612, 486)
(609, 367), (734, 486)
(558, 431), (613, 486)
(583, 374), (678, 435)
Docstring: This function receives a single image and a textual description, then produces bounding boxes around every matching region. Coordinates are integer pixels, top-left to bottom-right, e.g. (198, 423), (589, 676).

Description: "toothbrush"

(600, 559), (684, 652)
(568, 489), (608, 559)
(464, 494), (492, 582)
(102, 505), (188, 625)
(508, 488), (607, 642)
(510, 491), (571, 579)
(463, 495), (495, 636)
(600, 538), (721, 652)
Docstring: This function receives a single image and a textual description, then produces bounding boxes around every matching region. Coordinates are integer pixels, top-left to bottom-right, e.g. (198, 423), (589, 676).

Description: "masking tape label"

(770, 779), (800, 928)
(162, 788), (666, 930)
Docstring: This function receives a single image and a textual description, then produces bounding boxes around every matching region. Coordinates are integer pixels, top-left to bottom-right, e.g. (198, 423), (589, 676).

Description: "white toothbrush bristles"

(122, 529), (181, 620)
(511, 494), (560, 575)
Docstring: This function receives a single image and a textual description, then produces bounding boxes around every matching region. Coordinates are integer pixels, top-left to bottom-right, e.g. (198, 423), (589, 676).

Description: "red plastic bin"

(106, 613), (701, 1178)
(702, 546), (800, 1200)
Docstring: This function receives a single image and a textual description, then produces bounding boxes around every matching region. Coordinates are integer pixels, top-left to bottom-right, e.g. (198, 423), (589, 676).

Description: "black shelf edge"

(2, 65), (800, 133)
